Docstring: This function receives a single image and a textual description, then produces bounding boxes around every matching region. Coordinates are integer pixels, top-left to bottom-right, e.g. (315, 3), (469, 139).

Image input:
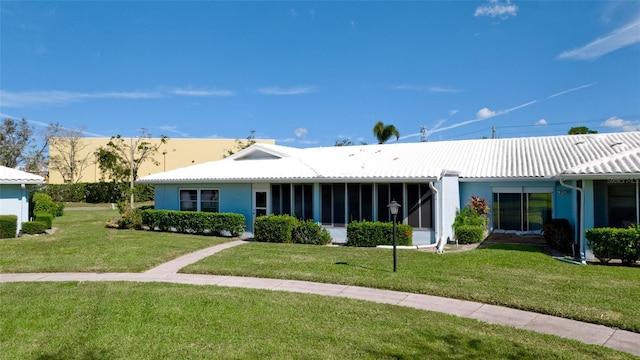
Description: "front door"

(252, 185), (270, 226)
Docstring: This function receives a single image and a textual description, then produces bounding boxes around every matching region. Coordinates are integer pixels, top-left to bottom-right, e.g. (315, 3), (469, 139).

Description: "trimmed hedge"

(543, 218), (574, 253)
(346, 221), (412, 247)
(254, 215), (297, 243)
(254, 215), (332, 245)
(34, 212), (54, 229)
(141, 210), (245, 237)
(0, 215), (18, 238)
(39, 182), (155, 203)
(21, 221), (48, 235)
(454, 225), (485, 244)
(586, 227), (640, 265)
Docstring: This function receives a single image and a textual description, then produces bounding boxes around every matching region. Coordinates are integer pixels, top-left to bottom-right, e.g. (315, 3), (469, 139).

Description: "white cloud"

(277, 137), (295, 143)
(0, 90), (164, 107)
(171, 88), (234, 97)
(558, 16), (640, 60)
(289, 8), (298, 17)
(476, 107), (497, 119)
(449, 109), (459, 116)
(428, 86), (462, 93)
(474, 0), (518, 19)
(601, 116), (640, 132)
(257, 86), (316, 95)
(535, 119), (548, 126)
(294, 128), (308, 138)
(391, 84), (461, 93)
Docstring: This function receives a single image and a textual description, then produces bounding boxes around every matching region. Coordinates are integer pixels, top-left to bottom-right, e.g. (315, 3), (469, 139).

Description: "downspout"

(20, 184), (26, 237)
(559, 179), (586, 264)
(429, 181), (443, 253)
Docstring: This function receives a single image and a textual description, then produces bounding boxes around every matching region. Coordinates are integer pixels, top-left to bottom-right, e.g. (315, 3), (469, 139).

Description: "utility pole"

(491, 126), (496, 139)
(130, 137), (134, 209)
(420, 125), (427, 142)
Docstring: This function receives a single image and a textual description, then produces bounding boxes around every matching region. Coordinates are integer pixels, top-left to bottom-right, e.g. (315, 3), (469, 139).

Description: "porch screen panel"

(527, 193), (551, 231)
(377, 184), (390, 222)
(608, 182), (637, 227)
(321, 185), (332, 225)
(407, 184), (420, 227)
(420, 184), (433, 228)
(294, 185), (303, 218)
(347, 184), (360, 223)
(333, 183), (346, 227)
(271, 185), (281, 215)
(282, 184), (291, 215)
(303, 184), (313, 220)
(361, 184), (373, 221)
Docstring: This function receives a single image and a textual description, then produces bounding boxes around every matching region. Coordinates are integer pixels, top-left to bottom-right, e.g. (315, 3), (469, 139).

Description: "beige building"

(47, 137), (275, 184)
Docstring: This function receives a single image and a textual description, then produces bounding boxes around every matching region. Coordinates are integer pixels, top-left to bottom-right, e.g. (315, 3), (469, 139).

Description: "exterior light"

(387, 200), (401, 272)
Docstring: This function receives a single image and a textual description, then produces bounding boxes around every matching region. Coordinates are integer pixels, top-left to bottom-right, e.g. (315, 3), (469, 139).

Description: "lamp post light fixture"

(387, 200), (401, 272)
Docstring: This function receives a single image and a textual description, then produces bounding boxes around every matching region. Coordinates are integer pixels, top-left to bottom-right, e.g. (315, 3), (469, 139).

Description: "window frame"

(179, 188), (220, 212)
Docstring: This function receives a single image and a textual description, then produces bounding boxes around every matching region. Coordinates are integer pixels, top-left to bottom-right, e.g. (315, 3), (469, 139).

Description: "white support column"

(440, 170), (461, 243)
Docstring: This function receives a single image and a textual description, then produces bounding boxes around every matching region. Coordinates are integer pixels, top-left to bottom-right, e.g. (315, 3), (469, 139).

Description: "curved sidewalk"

(1, 240), (638, 357)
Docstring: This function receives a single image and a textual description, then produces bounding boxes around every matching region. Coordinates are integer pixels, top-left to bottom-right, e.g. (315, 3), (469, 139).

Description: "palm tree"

(373, 121), (400, 144)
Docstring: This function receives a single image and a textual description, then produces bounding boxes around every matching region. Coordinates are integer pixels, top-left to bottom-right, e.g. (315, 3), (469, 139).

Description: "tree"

(334, 138), (367, 146)
(95, 129), (168, 208)
(0, 118), (34, 168)
(45, 123), (91, 183)
(568, 126), (598, 135)
(373, 121), (400, 144)
(223, 130), (257, 158)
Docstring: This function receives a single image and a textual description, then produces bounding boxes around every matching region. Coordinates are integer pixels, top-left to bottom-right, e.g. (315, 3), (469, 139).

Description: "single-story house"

(0, 166), (45, 236)
(138, 132), (640, 262)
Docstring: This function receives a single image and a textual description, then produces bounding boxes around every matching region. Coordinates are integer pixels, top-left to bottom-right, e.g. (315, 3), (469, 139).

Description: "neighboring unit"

(0, 166), (45, 236)
(138, 132), (640, 261)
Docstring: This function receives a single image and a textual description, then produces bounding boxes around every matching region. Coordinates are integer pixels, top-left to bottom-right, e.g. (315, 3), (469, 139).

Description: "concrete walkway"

(1, 241), (639, 357)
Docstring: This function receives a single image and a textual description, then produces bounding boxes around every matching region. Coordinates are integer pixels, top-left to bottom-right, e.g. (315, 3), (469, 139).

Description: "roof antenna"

(420, 125), (427, 142)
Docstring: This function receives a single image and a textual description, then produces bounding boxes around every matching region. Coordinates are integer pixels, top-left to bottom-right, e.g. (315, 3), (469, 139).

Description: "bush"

(21, 221), (48, 235)
(254, 215), (297, 243)
(34, 212), (54, 229)
(455, 225), (485, 244)
(543, 218), (573, 253)
(291, 219), (332, 245)
(39, 182), (155, 204)
(586, 227), (640, 265)
(346, 221), (412, 247)
(0, 215), (18, 238)
(140, 210), (245, 237)
(32, 193), (64, 217)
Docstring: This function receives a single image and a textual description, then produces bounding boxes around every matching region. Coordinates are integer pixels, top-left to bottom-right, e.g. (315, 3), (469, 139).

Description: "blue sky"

(1, 1), (639, 147)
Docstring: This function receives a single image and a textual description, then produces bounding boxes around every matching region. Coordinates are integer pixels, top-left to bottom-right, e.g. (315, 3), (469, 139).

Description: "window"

(608, 181), (638, 227)
(492, 187), (552, 231)
(179, 189), (219, 212)
(407, 184), (433, 229)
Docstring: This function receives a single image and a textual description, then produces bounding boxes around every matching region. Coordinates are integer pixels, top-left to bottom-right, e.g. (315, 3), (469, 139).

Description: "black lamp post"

(387, 200), (401, 272)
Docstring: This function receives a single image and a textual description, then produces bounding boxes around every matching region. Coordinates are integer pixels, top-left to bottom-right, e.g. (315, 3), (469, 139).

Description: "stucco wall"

(0, 184), (29, 236)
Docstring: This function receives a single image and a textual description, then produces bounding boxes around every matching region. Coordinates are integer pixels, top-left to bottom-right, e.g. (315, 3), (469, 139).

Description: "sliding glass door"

(493, 188), (552, 232)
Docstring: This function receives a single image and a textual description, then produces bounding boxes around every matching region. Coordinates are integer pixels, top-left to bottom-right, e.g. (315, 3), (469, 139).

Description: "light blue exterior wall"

(0, 184), (30, 236)
(154, 183), (253, 230)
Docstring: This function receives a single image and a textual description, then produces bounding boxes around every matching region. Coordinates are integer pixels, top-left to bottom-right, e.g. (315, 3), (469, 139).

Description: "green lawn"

(0, 209), (231, 273)
(1, 282), (634, 360)
(182, 242), (640, 332)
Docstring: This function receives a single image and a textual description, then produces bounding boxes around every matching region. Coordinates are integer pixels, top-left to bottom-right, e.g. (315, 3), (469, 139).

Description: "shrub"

(291, 219), (332, 245)
(543, 218), (573, 253)
(34, 212), (54, 229)
(586, 227), (640, 265)
(21, 221), (48, 235)
(0, 215), (18, 238)
(140, 210), (245, 237)
(455, 225), (485, 244)
(254, 215), (297, 243)
(346, 221), (412, 247)
(115, 208), (144, 230)
(32, 193), (64, 217)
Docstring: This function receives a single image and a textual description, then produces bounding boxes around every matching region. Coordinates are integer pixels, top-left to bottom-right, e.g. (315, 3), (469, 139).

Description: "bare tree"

(46, 123), (91, 183)
(223, 130), (257, 158)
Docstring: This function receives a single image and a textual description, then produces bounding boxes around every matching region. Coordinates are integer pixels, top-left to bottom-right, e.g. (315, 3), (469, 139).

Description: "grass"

(1, 281), (635, 360)
(182, 242), (640, 332)
(0, 209), (231, 273)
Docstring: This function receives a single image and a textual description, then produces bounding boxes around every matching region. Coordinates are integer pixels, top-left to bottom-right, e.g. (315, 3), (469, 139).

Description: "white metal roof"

(561, 148), (640, 179)
(0, 166), (45, 185)
(138, 132), (640, 184)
